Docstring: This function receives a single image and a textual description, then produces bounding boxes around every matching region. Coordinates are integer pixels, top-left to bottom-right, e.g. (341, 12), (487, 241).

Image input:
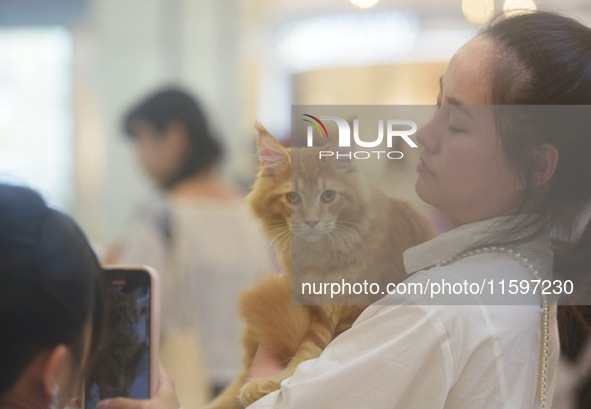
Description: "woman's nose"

(416, 114), (441, 153)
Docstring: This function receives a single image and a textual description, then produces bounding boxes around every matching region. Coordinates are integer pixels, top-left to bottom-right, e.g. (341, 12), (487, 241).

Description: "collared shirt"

(247, 217), (559, 409)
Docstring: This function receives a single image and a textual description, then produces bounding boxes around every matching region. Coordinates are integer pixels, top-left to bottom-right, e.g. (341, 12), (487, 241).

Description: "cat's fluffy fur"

(204, 125), (434, 409)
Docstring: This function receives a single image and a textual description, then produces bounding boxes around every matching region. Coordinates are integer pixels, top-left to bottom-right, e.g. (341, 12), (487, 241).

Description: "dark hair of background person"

(0, 184), (105, 397)
(478, 11), (591, 408)
(122, 87), (223, 190)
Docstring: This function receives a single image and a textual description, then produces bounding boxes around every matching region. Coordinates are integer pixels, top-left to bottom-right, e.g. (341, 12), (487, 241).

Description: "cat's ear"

(255, 122), (290, 175)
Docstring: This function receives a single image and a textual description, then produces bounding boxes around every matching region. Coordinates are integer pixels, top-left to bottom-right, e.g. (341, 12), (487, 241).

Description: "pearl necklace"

(437, 246), (550, 409)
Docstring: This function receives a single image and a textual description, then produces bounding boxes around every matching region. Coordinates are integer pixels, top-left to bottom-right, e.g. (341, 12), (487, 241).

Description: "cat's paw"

(239, 378), (281, 406)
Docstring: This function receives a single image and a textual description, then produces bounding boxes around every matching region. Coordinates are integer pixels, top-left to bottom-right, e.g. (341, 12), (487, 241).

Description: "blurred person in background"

(106, 88), (273, 406)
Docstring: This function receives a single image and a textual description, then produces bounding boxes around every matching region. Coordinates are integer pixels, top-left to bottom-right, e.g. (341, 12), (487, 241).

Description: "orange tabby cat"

(204, 124), (434, 409)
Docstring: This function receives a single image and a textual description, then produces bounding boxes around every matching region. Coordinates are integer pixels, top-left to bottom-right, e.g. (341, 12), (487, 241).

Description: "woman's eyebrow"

(439, 75), (473, 119)
(448, 97), (474, 119)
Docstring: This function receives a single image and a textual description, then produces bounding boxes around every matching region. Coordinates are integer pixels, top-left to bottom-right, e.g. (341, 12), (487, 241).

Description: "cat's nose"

(305, 220), (319, 228)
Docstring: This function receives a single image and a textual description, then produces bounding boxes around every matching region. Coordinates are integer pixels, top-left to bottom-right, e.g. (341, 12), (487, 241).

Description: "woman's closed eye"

(448, 124), (464, 134)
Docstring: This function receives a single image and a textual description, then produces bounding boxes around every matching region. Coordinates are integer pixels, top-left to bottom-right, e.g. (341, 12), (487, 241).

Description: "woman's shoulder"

(361, 282), (542, 360)
(414, 251), (544, 302)
(366, 251), (544, 328)
(414, 251), (536, 280)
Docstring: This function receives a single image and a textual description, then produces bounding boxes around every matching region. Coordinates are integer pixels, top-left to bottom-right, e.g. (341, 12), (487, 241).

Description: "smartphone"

(84, 266), (160, 409)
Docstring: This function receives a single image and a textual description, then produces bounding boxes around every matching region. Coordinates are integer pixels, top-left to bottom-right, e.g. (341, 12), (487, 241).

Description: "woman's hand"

(247, 343), (285, 380)
(97, 363), (180, 409)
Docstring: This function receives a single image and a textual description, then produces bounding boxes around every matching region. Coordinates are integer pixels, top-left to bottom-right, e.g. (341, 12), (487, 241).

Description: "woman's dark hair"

(0, 184), (105, 396)
(122, 87), (223, 189)
(477, 10), (591, 292)
(477, 11), (591, 381)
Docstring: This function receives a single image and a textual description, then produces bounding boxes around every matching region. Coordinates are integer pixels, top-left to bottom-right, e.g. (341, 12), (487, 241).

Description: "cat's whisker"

(326, 231), (338, 251)
(276, 231), (292, 253)
(264, 223), (290, 231)
(266, 222), (293, 233)
(334, 225), (359, 238)
(333, 227), (358, 251)
(265, 226), (289, 235)
(329, 230), (348, 251)
(269, 229), (291, 251)
(271, 236), (290, 254)
(336, 228), (364, 249)
(278, 229), (292, 242)
(334, 226), (359, 243)
(336, 220), (363, 228)
(334, 225), (364, 240)
(265, 222), (289, 228)
(335, 222), (362, 232)
(335, 230), (352, 251)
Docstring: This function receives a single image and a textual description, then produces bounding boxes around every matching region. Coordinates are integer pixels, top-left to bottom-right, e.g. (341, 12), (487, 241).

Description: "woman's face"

(1, 319), (94, 409)
(131, 120), (187, 186)
(415, 36), (524, 226)
(56, 319), (94, 409)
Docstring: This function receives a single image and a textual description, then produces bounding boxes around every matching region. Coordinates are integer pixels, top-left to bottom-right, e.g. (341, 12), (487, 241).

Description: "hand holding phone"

(95, 363), (180, 409)
(85, 266), (160, 409)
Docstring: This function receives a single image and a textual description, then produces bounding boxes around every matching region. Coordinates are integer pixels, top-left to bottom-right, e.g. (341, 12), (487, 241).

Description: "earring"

(49, 383), (60, 409)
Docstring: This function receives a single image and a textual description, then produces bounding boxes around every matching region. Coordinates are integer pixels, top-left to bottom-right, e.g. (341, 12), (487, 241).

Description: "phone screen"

(85, 269), (152, 409)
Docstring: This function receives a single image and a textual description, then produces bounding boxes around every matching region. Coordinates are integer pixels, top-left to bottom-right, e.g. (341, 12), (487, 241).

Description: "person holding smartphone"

(0, 183), (179, 409)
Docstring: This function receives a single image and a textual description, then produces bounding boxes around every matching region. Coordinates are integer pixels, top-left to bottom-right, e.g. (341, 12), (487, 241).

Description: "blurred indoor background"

(0, 0), (590, 250)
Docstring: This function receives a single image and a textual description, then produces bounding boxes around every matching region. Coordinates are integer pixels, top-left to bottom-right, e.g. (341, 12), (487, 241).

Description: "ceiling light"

(503, 0), (537, 16)
(351, 0), (380, 9)
(278, 11), (419, 72)
(462, 0), (495, 25)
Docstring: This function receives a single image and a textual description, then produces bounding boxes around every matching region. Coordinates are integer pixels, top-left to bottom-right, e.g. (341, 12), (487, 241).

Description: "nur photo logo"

(302, 114), (419, 160)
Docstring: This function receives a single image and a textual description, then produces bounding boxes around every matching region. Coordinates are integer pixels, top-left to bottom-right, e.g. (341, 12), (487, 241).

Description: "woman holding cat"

(100, 10), (591, 409)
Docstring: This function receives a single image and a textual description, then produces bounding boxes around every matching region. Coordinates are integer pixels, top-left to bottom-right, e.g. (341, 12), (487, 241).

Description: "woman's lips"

(417, 158), (434, 176)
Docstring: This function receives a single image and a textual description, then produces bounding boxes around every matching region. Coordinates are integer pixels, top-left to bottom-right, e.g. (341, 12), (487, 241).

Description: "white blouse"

(115, 195), (274, 387)
(247, 217), (559, 409)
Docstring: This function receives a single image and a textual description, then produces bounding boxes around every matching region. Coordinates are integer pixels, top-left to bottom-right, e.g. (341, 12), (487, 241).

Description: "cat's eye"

(320, 189), (336, 203)
(286, 191), (302, 204)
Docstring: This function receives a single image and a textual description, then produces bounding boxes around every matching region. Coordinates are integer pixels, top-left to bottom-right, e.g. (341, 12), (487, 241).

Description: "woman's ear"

(41, 345), (69, 399)
(532, 143), (559, 186)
